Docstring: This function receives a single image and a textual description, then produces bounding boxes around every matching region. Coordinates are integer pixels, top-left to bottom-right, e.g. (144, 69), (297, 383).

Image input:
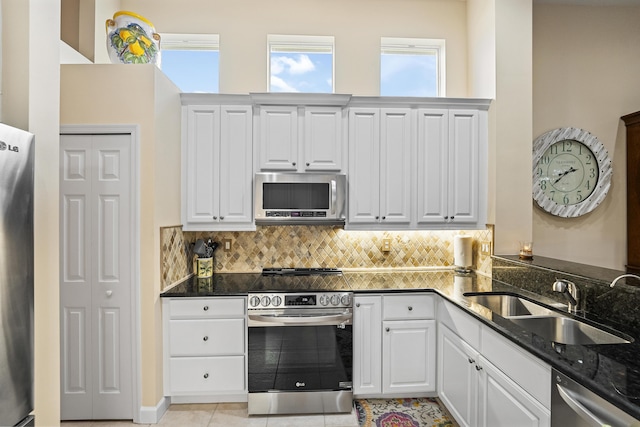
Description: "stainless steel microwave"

(254, 172), (347, 225)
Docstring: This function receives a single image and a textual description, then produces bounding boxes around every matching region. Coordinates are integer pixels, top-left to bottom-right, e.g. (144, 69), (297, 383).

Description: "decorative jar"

(105, 11), (161, 64)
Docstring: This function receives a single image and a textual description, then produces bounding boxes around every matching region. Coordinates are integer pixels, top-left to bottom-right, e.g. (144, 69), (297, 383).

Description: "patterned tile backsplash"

(160, 225), (494, 290)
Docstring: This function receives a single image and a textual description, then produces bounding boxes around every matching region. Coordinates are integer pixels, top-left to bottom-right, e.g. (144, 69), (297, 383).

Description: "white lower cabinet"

(162, 297), (247, 403)
(354, 293), (436, 397)
(438, 299), (550, 427)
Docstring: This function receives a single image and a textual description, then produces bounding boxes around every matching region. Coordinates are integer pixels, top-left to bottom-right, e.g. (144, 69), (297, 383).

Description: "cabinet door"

(448, 110), (479, 224)
(348, 108), (381, 223)
(379, 108), (412, 224)
(477, 356), (550, 427)
(258, 105), (298, 170)
(184, 105), (220, 224)
(353, 295), (382, 395)
(219, 105), (253, 224)
(417, 109), (449, 224)
(438, 325), (479, 427)
(382, 319), (436, 395)
(304, 106), (343, 171)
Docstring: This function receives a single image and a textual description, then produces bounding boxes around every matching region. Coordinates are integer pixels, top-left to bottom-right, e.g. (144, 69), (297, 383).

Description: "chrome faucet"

(609, 274), (640, 288)
(552, 279), (580, 312)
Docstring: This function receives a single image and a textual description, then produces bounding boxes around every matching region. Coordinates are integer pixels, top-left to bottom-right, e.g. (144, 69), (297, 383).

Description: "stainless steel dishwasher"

(551, 369), (640, 426)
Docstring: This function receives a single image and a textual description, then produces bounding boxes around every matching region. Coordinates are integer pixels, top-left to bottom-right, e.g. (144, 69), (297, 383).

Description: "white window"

(268, 35), (334, 93)
(380, 37), (446, 97)
(159, 33), (219, 93)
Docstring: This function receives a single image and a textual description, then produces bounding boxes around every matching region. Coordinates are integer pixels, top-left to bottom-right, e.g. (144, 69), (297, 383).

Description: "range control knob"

(341, 294), (352, 306)
(249, 296), (261, 307)
(319, 295), (330, 306)
(261, 296), (272, 307)
(271, 296), (282, 307)
(330, 294), (340, 306)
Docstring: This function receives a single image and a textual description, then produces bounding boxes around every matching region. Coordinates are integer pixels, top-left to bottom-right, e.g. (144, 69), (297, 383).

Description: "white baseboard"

(137, 396), (170, 424)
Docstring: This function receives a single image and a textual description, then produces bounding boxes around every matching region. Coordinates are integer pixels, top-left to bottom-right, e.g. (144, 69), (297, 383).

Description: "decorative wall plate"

(532, 127), (612, 218)
(106, 11), (161, 65)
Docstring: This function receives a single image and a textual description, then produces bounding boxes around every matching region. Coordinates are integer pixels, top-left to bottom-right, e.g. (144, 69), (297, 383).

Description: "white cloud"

(270, 75), (299, 92)
(271, 54), (315, 75)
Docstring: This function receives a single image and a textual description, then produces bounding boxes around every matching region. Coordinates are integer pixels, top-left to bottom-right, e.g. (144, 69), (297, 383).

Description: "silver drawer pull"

(408, 306), (413, 311)
(475, 365), (483, 371)
(385, 327), (390, 332)
(468, 358), (475, 364)
(203, 373), (209, 379)
(203, 336), (208, 341)
(203, 306), (209, 311)
(356, 303), (360, 307)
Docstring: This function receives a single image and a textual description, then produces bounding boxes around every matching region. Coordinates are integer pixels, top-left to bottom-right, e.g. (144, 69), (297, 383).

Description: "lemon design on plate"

(109, 22), (159, 64)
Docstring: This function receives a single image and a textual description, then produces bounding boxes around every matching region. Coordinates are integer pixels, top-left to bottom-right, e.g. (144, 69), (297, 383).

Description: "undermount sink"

(464, 292), (561, 318)
(463, 292), (633, 345)
(508, 316), (633, 345)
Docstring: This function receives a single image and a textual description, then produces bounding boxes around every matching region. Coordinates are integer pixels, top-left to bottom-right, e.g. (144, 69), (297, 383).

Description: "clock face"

(536, 139), (598, 206)
(532, 128), (612, 218)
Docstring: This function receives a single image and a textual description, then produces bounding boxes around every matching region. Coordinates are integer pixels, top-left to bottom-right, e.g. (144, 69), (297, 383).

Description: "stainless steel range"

(247, 268), (353, 415)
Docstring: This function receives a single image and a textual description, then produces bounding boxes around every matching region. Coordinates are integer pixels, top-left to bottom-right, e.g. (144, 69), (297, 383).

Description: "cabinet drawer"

(169, 297), (245, 319)
(383, 294), (435, 320)
(169, 318), (245, 356)
(169, 356), (245, 394)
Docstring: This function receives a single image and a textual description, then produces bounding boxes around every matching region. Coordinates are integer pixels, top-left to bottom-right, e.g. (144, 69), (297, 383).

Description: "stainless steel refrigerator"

(0, 123), (35, 427)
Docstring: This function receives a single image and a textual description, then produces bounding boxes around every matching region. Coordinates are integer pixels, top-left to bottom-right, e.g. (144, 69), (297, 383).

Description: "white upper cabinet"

(348, 107), (412, 227)
(182, 97), (254, 231)
(417, 107), (487, 229)
(253, 94), (349, 173)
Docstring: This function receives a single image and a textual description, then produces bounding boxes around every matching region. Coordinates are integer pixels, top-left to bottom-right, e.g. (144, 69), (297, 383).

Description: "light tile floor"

(61, 403), (360, 427)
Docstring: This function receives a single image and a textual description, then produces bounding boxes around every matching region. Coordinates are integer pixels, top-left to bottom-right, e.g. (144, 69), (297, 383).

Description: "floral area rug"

(355, 398), (457, 427)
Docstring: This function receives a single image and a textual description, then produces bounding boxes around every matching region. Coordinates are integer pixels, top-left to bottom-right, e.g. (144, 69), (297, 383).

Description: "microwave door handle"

(331, 180), (337, 215)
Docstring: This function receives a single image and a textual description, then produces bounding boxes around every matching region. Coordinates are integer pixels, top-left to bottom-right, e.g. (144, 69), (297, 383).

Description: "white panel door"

(353, 295), (382, 395)
(417, 109), (449, 224)
(185, 105), (220, 224)
(304, 106), (343, 171)
(258, 106), (298, 170)
(379, 108), (412, 224)
(219, 105), (253, 224)
(348, 108), (380, 224)
(60, 133), (133, 420)
(383, 319), (436, 394)
(448, 110), (479, 224)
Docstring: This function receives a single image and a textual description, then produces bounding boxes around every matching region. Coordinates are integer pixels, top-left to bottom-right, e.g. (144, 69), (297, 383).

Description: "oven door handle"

(248, 312), (352, 326)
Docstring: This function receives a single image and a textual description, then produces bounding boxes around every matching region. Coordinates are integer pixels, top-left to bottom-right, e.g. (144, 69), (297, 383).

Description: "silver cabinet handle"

(106, 290), (113, 297)
(203, 306), (209, 311)
(220, 216), (224, 220)
(203, 336), (208, 341)
(385, 327), (390, 332)
(468, 358), (475, 364)
(292, 162), (296, 166)
(213, 216), (218, 220)
(203, 373), (209, 379)
(306, 162), (310, 166)
(475, 365), (483, 371)
(408, 306), (413, 311)
(355, 303), (360, 307)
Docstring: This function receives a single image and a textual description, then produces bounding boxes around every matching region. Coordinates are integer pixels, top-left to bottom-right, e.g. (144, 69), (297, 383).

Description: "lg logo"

(0, 141), (19, 153)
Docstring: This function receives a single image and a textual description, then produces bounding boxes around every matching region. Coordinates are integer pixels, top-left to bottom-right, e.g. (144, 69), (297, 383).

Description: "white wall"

(120, 0), (470, 96)
(533, 4), (640, 270)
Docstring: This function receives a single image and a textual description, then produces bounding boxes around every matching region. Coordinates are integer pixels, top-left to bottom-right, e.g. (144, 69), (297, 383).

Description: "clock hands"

(553, 166), (578, 184)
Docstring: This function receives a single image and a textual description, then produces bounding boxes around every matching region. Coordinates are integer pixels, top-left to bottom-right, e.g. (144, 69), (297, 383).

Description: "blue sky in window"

(270, 53), (333, 93)
(381, 54), (438, 97)
(162, 50), (219, 93)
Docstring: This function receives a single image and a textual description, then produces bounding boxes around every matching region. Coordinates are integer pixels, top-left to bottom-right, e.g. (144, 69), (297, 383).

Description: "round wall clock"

(532, 127), (612, 218)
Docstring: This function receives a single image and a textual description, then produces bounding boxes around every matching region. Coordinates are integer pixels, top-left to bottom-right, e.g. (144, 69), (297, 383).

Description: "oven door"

(248, 308), (353, 394)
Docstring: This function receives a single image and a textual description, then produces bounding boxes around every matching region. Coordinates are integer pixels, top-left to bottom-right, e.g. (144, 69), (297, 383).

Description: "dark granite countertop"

(161, 269), (640, 420)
